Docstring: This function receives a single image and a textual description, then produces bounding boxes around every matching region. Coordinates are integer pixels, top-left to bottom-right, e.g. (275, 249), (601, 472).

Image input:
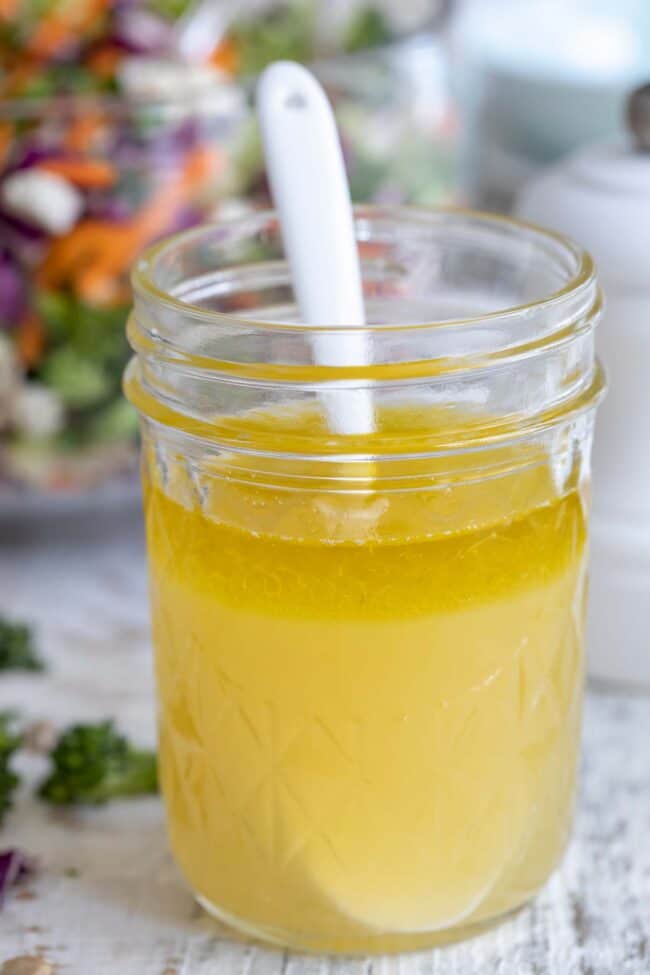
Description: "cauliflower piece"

(1, 169), (83, 236)
(215, 196), (254, 222)
(11, 382), (65, 439)
(118, 56), (220, 99)
(117, 56), (244, 116)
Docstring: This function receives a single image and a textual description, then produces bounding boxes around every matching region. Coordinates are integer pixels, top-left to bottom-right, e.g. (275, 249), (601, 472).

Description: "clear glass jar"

(125, 207), (604, 955)
(0, 87), (241, 496)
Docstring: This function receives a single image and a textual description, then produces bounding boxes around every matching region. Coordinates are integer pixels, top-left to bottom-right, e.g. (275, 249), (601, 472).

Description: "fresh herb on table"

(0, 619), (43, 673)
(0, 714), (22, 826)
(344, 5), (392, 53)
(39, 721), (158, 806)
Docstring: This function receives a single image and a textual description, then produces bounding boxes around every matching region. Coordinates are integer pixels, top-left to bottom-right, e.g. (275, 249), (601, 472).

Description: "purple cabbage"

(0, 211), (47, 243)
(12, 144), (63, 173)
(84, 190), (133, 222)
(111, 8), (175, 55)
(0, 849), (35, 908)
(0, 219), (48, 283)
(0, 251), (27, 329)
(114, 117), (205, 165)
(163, 205), (206, 235)
(155, 118), (205, 154)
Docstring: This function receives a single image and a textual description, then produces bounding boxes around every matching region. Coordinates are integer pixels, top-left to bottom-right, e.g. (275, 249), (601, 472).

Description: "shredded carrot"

(209, 36), (239, 76)
(0, 0), (18, 20)
(358, 241), (390, 260)
(16, 312), (46, 369)
(182, 144), (225, 190)
(226, 292), (263, 312)
(0, 122), (13, 170)
(37, 213), (157, 305)
(38, 144), (221, 305)
(86, 43), (123, 81)
(28, 18), (76, 58)
(28, 0), (109, 58)
(2, 61), (40, 97)
(36, 219), (140, 305)
(63, 114), (106, 154)
(39, 157), (117, 189)
(75, 270), (133, 307)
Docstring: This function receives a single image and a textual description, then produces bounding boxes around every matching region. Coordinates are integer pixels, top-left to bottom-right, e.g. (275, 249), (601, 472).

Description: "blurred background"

(0, 0), (648, 517)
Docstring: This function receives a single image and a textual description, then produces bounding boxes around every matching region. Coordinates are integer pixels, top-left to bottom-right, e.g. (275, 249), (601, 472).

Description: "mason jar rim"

(132, 205), (596, 335)
(126, 204), (604, 471)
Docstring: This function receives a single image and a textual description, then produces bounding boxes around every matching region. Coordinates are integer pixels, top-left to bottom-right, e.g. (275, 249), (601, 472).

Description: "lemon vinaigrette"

(126, 208), (604, 953)
(144, 412), (586, 952)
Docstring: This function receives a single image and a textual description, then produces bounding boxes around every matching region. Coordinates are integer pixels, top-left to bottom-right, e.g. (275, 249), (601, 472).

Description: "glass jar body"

(127, 208), (603, 953)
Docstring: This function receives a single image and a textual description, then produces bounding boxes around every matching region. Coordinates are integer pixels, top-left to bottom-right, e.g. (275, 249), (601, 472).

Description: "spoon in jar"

(256, 60), (374, 435)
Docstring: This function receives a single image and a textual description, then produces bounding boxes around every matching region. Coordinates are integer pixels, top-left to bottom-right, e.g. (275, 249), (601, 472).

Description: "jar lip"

(132, 204), (596, 335)
(127, 358), (606, 463)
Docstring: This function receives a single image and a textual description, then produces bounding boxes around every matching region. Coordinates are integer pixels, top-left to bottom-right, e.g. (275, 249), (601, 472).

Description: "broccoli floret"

(41, 347), (111, 410)
(38, 721), (158, 805)
(231, 2), (315, 78)
(344, 6), (392, 53)
(0, 617), (43, 672)
(0, 765), (19, 827)
(0, 714), (22, 826)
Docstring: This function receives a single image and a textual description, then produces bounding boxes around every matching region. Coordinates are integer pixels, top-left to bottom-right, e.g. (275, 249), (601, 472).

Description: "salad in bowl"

(0, 0), (452, 503)
(0, 0), (244, 496)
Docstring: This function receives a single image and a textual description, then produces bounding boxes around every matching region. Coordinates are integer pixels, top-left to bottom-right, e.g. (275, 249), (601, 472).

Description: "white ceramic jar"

(454, 0), (650, 211)
(517, 85), (650, 688)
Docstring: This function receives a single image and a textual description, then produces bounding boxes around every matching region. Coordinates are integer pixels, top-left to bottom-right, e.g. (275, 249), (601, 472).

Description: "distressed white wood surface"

(0, 512), (649, 974)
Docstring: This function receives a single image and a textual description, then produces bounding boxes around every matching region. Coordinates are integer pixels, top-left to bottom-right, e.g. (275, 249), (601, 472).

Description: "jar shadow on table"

(42, 793), (527, 962)
(66, 805), (525, 964)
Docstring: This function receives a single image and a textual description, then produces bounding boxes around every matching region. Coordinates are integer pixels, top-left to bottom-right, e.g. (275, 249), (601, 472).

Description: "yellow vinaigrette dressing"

(127, 207), (603, 954)
(141, 405), (587, 954)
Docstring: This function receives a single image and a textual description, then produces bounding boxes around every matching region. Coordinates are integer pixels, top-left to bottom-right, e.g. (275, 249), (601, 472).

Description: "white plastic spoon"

(257, 60), (374, 435)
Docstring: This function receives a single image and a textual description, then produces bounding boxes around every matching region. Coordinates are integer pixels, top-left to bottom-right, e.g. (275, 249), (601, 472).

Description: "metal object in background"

(627, 81), (650, 150)
(454, 0), (650, 212)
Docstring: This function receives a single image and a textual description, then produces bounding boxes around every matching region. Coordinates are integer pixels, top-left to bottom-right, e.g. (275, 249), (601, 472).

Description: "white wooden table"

(1, 511), (649, 974)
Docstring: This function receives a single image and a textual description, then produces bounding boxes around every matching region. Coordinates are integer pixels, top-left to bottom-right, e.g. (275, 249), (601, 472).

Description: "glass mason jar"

(0, 86), (241, 496)
(126, 207), (604, 955)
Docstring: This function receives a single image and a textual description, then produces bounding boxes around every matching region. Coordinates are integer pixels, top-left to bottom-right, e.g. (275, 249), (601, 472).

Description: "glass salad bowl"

(0, 0), (453, 509)
(226, 30), (456, 211)
(0, 86), (243, 500)
(222, 1), (455, 209)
